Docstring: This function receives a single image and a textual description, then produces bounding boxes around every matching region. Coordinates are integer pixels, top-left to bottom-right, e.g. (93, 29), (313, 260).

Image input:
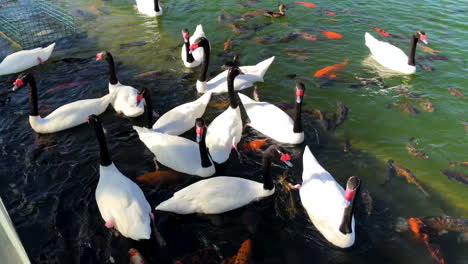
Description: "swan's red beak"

(189, 43), (199, 51)
(196, 126), (203, 142)
(136, 94), (143, 103)
(96, 53), (103, 61)
(86, 116), (90, 123)
(13, 78), (24, 87)
(182, 32), (189, 40)
(280, 153), (293, 167)
(419, 34), (428, 45)
(296, 88), (304, 103)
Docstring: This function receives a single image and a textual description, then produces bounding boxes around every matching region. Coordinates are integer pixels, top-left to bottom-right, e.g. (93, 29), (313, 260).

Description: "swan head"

(264, 145), (293, 168)
(295, 81), (305, 103)
(415, 30), (428, 45)
(339, 176), (361, 235)
(96, 51), (112, 61)
(195, 118), (206, 143)
(189, 37), (209, 54)
(11, 72), (29, 90)
(181, 28), (189, 42)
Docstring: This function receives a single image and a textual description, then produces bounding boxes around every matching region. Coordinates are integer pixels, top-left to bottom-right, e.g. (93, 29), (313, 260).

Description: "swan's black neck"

(105, 52), (118, 85)
(262, 146), (277, 190)
(154, 0), (160, 12)
(91, 118), (112, 167)
(227, 70), (238, 109)
(339, 179), (361, 234)
(197, 127), (212, 168)
(408, 34), (419, 66)
(25, 74), (39, 116)
(198, 39), (210, 82)
(293, 83), (305, 133)
(143, 89), (153, 128)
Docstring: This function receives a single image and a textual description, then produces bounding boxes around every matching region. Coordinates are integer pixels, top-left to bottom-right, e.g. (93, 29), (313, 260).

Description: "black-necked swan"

(206, 66), (244, 163)
(189, 37), (275, 94)
(155, 145), (293, 214)
(298, 146), (361, 248)
(96, 51), (145, 117)
(238, 82), (305, 144)
(0, 43), (55, 76)
(12, 73), (111, 134)
(133, 112), (215, 177)
(135, 0), (162, 17)
(181, 25), (208, 68)
(88, 114), (155, 240)
(364, 30), (428, 74)
(140, 86), (212, 136)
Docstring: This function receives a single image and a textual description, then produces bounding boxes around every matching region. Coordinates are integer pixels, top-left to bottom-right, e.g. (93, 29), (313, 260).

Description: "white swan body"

(299, 146), (355, 248)
(197, 56), (275, 94)
(135, 0), (162, 17)
(30, 94), (112, 134)
(0, 43), (55, 76)
(364, 32), (415, 74)
(181, 25), (208, 68)
(152, 92), (212, 136)
(238, 93), (304, 144)
(97, 163), (152, 240)
(206, 106), (242, 163)
(109, 82), (145, 117)
(155, 176), (274, 214)
(133, 126), (215, 177)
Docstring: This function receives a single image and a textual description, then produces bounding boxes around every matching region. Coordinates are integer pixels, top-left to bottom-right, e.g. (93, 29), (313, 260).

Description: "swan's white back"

(135, 0), (162, 16)
(364, 32), (415, 74)
(155, 176), (274, 214)
(0, 43), (55, 76)
(97, 163), (151, 240)
(109, 83), (145, 117)
(29, 94), (112, 134)
(299, 146), (355, 248)
(152, 92), (212, 136)
(238, 93), (303, 144)
(133, 126), (215, 177)
(206, 106), (242, 163)
(197, 56), (275, 94)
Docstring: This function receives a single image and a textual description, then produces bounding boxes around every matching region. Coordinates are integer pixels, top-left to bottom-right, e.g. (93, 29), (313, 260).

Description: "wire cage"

(0, 0), (77, 50)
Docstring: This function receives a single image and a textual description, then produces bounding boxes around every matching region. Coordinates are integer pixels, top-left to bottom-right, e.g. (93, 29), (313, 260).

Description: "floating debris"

(388, 160), (429, 196)
(440, 169), (468, 185)
(406, 138), (429, 159)
(448, 88), (465, 97)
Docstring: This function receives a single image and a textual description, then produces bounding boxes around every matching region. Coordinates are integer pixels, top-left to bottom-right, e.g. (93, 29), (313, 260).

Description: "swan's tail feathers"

(43, 42), (56, 58)
(194, 24), (205, 36)
(198, 91), (212, 105)
(155, 198), (196, 214)
(364, 32), (378, 47)
(255, 56), (275, 81)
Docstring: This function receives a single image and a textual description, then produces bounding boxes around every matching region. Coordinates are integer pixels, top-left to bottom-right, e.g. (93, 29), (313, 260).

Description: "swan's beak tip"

(285, 160), (293, 167)
(422, 39), (428, 45)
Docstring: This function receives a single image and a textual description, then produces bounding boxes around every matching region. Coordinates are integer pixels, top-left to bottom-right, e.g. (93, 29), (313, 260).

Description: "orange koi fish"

(295, 1), (316, 8)
(224, 38), (233, 52)
(136, 170), (181, 185)
(299, 32), (317, 41)
(314, 59), (348, 78)
(317, 30), (342, 39)
(234, 240), (252, 264)
(209, 101), (230, 109)
(371, 26), (391, 37)
(48, 81), (89, 93)
(287, 53), (310, 60)
(242, 139), (267, 152)
(408, 218), (445, 264)
(325, 18), (338, 22)
(324, 9), (335, 15)
(129, 248), (145, 264)
(419, 45), (441, 54)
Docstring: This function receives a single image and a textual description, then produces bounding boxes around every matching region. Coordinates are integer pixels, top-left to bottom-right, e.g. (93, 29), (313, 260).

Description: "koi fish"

(408, 218), (446, 264)
(449, 160), (468, 168)
(324, 9), (335, 15)
(242, 139), (267, 152)
(48, 81), (90, 93)
(419, 99), (435, 112)
(136, 170), (182, 185)
(129, 248), (145, 264)
(295, 1), (316, 8)
(448, 88), (464, 97)
(224, 38), (233, 52)
(440, 169), (468, 185)
(234, 240), (252, 264)
(389, 102), (419, 115)
(419, 45), (441, 54)
(406, 138), (429, 159)
(371, 26), (391, 37)
(287, 53), (309, 60)
(325, 18), (338, 22)
(314, 59), (348, 78)
(299, 32), (317, 41)
(208, 101), (230, 109)
(317, 30), (342, 39)
(388, 160), (429, 196)
(229, 24), (243, 34)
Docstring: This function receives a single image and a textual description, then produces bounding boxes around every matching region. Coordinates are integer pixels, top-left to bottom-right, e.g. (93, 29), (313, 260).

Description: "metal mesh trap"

(0, 0), (77, 50)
